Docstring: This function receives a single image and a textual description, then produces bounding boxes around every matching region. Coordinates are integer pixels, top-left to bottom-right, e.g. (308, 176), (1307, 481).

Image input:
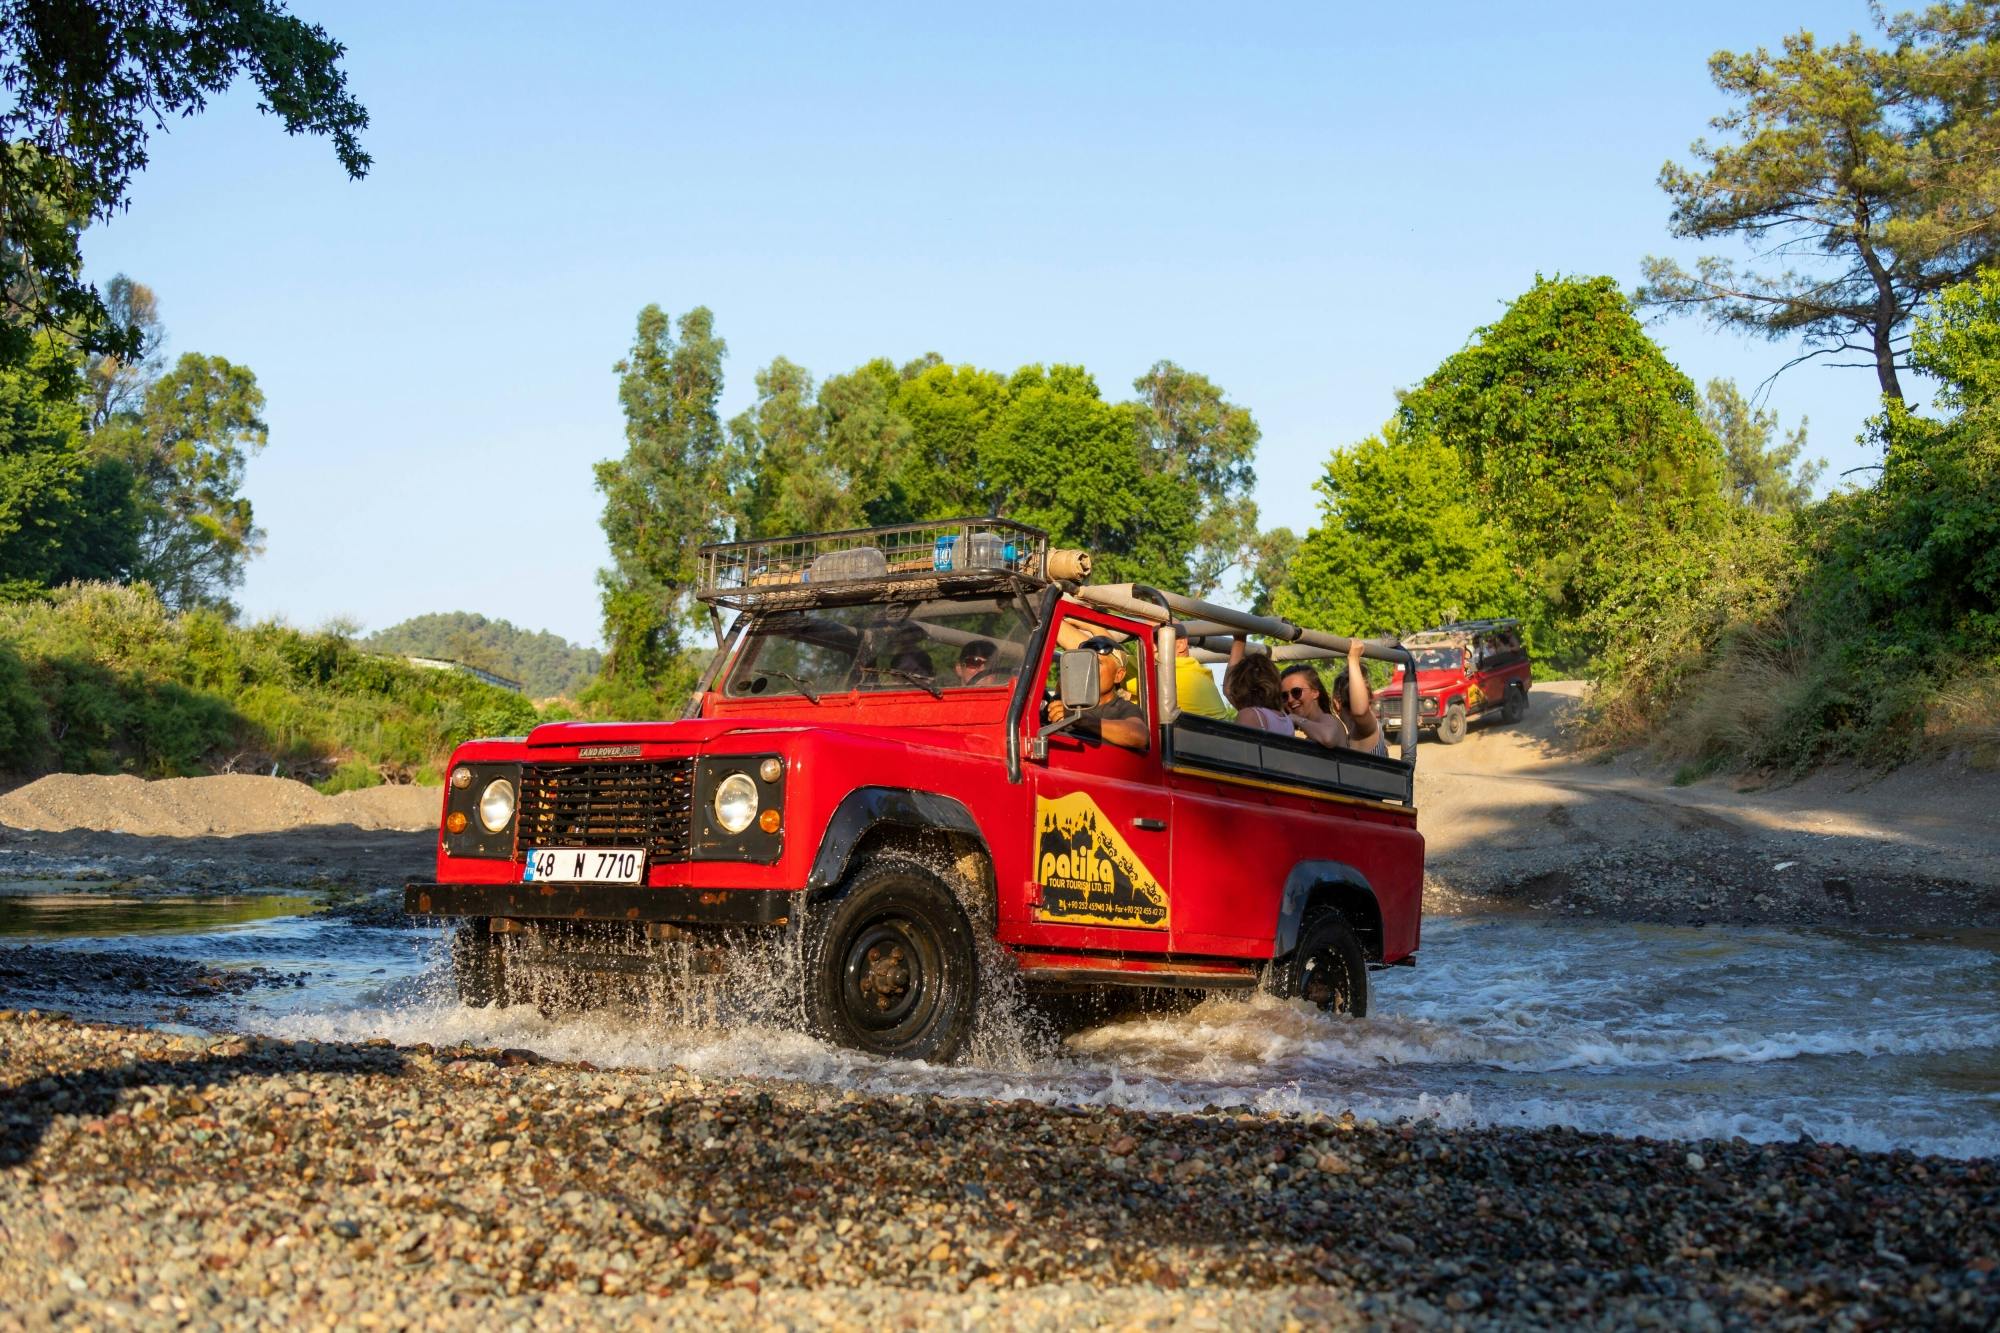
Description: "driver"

(953, 638), (1000, 685)
(1045, 636), (1147, 750)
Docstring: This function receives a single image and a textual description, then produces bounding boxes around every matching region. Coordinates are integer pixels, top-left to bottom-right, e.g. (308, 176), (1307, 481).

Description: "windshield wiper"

(758, 669), (821, 703)
(878, 668), (944, 700)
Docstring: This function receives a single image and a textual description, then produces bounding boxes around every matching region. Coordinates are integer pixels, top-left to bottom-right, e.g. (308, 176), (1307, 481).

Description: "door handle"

(1133, 817), (1167, 832)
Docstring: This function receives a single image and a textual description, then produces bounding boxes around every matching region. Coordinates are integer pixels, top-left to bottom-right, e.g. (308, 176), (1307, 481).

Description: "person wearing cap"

(952, 638), (1001, 686)
(1045, 636), (1147, 750)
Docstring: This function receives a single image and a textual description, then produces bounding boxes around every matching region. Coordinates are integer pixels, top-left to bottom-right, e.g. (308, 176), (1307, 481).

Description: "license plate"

(522, 847), (645, 885)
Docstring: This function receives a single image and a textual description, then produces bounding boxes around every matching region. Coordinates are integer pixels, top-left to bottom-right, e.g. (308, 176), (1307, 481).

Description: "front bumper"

(405, 881), (799, 928)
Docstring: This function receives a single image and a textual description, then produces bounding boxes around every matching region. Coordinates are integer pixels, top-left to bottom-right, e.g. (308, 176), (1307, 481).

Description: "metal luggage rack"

(697, 517), (1050, 609)
(1407, 617), (1521, 643)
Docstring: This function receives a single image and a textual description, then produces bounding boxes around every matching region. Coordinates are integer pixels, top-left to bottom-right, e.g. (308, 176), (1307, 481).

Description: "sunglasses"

(960, 656), (989, 668)
(1285, 686), (1308, 700)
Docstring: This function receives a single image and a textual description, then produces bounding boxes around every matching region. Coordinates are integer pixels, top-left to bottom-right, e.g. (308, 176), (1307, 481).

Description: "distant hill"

(364, 612), (601, 699)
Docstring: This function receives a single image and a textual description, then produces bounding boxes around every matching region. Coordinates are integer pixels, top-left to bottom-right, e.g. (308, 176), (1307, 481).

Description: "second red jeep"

(1377, 618), (1532, 745)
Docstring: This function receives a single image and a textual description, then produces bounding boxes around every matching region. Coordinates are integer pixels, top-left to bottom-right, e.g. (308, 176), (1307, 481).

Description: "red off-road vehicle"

(407, 520), (1426, 1062)
(1377, 619), (1532, 746)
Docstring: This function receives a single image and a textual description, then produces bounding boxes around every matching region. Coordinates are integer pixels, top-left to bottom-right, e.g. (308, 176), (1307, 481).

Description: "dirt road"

(1416, 681), (2000, 928)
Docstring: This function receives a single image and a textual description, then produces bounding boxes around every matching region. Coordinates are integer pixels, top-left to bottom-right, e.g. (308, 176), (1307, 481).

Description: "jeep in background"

(1377, 618), (1532, 745)
(406, 518), (1426, 1062)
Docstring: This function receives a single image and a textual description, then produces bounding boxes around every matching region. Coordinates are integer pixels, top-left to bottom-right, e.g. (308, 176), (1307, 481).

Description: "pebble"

(0, 1011), (1993, 1329)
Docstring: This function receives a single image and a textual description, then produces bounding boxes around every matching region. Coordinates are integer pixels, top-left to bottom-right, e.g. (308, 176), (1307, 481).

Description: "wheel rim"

(1299, 948), (1349, 1011)
(838, 913), (942, 1038)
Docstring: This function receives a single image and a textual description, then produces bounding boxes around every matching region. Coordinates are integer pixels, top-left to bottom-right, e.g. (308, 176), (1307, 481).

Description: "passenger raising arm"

(1286, 641), (1386, 755)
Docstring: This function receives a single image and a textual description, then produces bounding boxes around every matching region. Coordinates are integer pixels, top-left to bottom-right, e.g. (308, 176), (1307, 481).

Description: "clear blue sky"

(80, 1), (1908, 649)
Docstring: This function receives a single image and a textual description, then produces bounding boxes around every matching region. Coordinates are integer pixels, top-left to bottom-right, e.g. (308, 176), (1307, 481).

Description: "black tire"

(1502, 685), (1529, 724)
(452, 921), (507, 1007)
(1436, 703), (1468, 745)
(1269, 912), (1369, 1016)
(803, 855), (978, 1062)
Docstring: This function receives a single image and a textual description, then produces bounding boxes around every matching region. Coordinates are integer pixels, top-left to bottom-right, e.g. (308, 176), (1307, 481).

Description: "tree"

(1700, 379), (1824, 513)
(90, 352), (267, 611)
(1273, 423), (1514, 638)
(83, 275), (163, 429)
(593, 304), (728, 701)
(819, 358), (916, 527)
(1639, 3), (2000, 402)
(1399, 275), (1728, 662)
(1839, 264), (2000, 661)
(981, 365), (1198, 588)
(726, 357), (840, 537)
(0, 1), (369, 360)
(1238, 526), (1298, 618)
(890, 361), (1008, 518)
(0, 333), (134, 595)
(1131, 361), (1262, 596)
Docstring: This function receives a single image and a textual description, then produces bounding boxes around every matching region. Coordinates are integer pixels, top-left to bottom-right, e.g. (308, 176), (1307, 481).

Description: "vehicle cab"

(407, 519), (1427, 1061)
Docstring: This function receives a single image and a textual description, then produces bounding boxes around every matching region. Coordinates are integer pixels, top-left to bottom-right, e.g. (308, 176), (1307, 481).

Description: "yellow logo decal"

(1032, 792), (1168, 930)
(1467, 683), (1484, 710)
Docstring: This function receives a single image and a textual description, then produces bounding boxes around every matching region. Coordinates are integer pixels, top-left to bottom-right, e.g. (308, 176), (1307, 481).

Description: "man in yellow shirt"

(1174, 635), (1231, 719)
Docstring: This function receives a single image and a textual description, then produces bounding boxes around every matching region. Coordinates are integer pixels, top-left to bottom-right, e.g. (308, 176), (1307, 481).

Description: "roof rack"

(697, 517), (1051, 611)
(1407, 617), (1521, 641)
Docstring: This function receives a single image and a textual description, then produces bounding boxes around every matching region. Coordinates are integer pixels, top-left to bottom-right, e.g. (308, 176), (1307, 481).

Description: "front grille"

(517, 760), (694, 862)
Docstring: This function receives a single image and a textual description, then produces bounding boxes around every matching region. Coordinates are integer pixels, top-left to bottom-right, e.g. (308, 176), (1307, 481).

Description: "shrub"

(0, 584), (546, 779)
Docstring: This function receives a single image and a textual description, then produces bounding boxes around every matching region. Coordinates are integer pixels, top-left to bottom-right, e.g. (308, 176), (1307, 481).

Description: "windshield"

(1411, 647), (1463, 671)
(723, 596), (1037, 699)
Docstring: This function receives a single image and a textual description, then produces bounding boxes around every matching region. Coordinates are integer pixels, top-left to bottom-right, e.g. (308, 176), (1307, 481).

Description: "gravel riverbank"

(1, 1012), (1993, 1330)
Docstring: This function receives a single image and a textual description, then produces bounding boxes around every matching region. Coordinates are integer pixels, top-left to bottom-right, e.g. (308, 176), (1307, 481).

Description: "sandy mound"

(0, 773), (441, 837)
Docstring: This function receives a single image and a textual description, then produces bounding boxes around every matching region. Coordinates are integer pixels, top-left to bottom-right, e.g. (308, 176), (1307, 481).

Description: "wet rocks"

(0, 1011), (1994, 1328)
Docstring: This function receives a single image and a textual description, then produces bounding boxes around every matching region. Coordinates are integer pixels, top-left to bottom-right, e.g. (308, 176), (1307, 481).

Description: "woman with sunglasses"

(1282, 641), (1387, 756)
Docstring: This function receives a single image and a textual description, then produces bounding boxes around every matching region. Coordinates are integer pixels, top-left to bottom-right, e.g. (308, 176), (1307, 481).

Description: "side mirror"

(1058, 650), (1100, 710)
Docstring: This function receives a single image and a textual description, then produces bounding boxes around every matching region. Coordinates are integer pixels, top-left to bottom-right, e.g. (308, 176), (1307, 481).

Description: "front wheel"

(1436, 702), (1467, 744)
(802, 855), (978, 1062)
(1269, 912), (1369, 1016)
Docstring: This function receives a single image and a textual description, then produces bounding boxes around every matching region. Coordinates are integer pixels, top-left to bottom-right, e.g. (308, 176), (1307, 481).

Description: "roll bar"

(1072, 583), (1419, 766)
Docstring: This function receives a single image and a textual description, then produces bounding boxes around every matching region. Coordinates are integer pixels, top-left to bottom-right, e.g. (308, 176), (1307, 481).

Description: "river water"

(5, 891), (1996, 1159)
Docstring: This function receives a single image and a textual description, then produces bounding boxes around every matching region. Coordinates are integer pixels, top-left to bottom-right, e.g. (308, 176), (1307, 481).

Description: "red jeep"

(1377, 619), (1532, 745)
(406, 520), (1426, 1062)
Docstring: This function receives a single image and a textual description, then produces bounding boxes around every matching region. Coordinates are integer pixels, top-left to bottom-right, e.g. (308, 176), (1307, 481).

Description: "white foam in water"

(261, 915), (2000, 1160)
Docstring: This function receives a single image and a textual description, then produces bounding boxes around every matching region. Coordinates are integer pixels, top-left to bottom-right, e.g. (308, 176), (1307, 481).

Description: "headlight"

(714, 773), (759, 834)
(477, 778), (517, 833)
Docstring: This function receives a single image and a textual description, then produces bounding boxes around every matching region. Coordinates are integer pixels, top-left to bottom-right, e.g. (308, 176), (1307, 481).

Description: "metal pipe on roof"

(1076, 583), (1420, 766)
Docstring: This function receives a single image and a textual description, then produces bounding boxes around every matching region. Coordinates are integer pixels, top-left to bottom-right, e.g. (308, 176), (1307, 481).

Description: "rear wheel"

(803, 855), (978, 1062)
(1502, 685), (1529, 724)
(1270, 912), (1369, 1016)
(1436, 702), (1467, 745)
(452, 921), (508, 1007)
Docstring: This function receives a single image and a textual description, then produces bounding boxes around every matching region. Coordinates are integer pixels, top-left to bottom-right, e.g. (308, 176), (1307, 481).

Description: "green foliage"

(364, 611), (602, 699)
(0, 583), (538, 778)
(1275, 422), (1516, 638)
(1701, 379), (1823, 513)
(1640, 2), (2000, 400)
(1607, 266), (2000, 768)
(594, 304), (730, 697)
(979, 365), (1199, 589)
(89, 348), (268, 611)
(1131, 362), (1262, 595)
(0, 333), (135, 594)
(0, 2), (368, 361)
(1398, 274), (1728, 666)
(714, 348), (1260, 595)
